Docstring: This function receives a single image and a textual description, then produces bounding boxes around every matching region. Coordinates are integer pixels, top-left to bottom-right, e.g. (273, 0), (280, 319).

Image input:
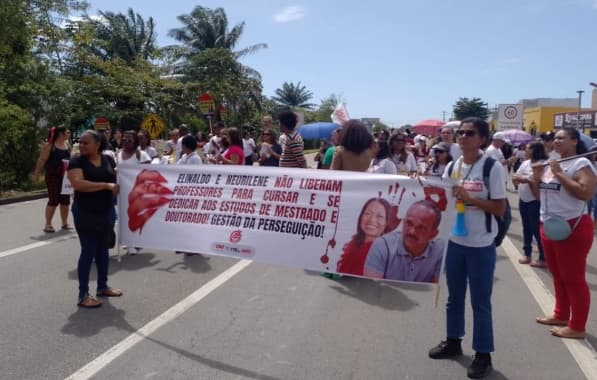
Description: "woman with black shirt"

(67, 130), (122, 308)
(33, 126), (72, 233)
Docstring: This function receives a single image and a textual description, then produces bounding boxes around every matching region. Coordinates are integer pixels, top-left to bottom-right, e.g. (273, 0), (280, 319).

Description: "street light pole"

(576, 90), (584, 131)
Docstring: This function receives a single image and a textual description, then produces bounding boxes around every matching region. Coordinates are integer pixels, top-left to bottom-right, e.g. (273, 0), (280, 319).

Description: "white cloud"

(273, 6), (305, 23)
(593, 0), (597, 9)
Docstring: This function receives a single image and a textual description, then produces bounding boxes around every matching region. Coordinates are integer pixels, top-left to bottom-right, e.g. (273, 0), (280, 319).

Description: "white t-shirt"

(368, 158), (398, 174)
(444, 155), (507, 247)
(175, 136), (184, 162)
(539, 157), (595, 221)
(177, 151), (203, 165)
(116, 150), (151, 165)
(449, 143), (462, 161)
(548, 150), (561, 160)
(206, 136), (222, 155)
(485, 144), (505, 163)
(142, 146), (158, 159)
(391, 152), (417, 173)
(243, 138), (256, 158)
(515, 159), (539, 203)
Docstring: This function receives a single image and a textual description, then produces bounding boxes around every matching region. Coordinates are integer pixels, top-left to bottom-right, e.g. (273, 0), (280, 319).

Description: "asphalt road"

(1, 174), (597, 379)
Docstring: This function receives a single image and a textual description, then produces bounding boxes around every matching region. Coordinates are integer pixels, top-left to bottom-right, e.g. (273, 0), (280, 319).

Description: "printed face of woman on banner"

(360, 199), (388, 242)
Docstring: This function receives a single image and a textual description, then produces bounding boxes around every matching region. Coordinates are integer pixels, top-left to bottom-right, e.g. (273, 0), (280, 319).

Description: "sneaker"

(467, 353), (492, 379)
(428, 339), (463, 359)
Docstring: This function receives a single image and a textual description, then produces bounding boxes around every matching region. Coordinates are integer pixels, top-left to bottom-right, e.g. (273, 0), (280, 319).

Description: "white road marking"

(501, 236), (597, 380)
(64, 259), (252, 380)
(0, 234), (76, 259)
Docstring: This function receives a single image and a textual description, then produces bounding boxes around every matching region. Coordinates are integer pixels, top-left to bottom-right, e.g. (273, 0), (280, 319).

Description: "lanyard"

(455, 155), (482, 184)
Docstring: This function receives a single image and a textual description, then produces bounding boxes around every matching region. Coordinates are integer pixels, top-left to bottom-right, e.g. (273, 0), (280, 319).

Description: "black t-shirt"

(261, 144), (282, 167)
(68, 154), (116, 212)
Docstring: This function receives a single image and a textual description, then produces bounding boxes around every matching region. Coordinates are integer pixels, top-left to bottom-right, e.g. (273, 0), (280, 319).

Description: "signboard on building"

(497, 104), (523, 130)
(553, 112), (595, 130)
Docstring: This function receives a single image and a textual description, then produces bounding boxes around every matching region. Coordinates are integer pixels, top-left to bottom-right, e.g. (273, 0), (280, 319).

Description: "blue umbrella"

(297, 122), (340, 140)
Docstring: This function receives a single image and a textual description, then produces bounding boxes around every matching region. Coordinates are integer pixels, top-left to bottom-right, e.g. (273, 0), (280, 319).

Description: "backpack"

(448, 156), (511, 247)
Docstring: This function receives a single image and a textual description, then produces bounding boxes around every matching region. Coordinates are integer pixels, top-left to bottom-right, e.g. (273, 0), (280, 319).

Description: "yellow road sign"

(141, 113), (166, 139)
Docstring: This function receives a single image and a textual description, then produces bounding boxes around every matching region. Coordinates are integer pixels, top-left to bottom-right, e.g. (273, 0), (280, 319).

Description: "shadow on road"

(441, 354), (511, 379)
(143, 336), (282, 380)
(154, 254), (212, 274)
(66, 252), (162, 280)
(61, 301), (134, 338)
(326, 276), (420, 311)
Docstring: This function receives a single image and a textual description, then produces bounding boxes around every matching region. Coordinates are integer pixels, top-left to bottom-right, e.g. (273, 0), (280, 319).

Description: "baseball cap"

(431, 142), (450, 153)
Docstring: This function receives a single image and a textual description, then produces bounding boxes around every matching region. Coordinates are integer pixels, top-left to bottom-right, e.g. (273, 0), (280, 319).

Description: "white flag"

(331, 103), (350, 125)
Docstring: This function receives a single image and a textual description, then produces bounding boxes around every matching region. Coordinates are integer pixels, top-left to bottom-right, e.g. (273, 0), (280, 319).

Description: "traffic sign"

(94, 117), (109, 130)
(198, 93), (215, 116)
(141, 113), (166, 140)
(497, 104), (523, 130)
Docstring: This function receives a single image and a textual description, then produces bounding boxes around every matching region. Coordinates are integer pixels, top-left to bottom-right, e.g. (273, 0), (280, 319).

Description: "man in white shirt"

(175, 124), (189, 162)
(242, 130), (256, 165)
(485, 133), (508, 167)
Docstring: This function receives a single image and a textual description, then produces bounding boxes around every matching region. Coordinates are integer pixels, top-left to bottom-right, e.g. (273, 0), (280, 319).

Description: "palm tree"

(272, 82), (316, 110)
(167, 5), (266, 60)
(84, 8), (158, 64)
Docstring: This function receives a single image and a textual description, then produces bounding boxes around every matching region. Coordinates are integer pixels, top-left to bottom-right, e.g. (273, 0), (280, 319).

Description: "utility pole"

(576, 90), (584, 131)
(442, 111), (447, 122)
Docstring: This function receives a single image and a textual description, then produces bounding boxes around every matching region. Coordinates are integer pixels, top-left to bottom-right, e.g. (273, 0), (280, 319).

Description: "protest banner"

(118, 165), (456, 284)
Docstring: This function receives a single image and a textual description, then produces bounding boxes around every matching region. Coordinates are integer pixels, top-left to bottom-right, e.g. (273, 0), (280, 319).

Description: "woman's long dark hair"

(352, 198), (392, 246)
(527, 140), (548, 162)
(374, 139), (391, 161)
(339, 120), (373, 155)
(82, 129), (108, 154)
(389, 133), (408, 163)
(48, 126), (67, 144)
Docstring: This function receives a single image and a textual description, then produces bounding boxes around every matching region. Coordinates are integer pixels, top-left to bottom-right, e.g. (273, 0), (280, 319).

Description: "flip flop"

(43, 226), (55, 233)
(550, 327), (586, 339)
(536, 316), (568, 326)
(62, 225), (73, 230)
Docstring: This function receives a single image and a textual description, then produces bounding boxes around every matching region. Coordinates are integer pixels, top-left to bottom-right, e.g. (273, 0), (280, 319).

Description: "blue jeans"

(519, 199), (544, 260)
(72, 201), (115, 300)
(445, 241), (496, 353)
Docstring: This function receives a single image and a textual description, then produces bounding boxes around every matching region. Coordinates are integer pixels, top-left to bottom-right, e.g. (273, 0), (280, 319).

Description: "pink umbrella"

(413, 119), (445, 136)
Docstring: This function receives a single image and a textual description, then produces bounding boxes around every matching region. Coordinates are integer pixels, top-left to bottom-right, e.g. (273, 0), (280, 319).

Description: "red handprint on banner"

(128, 169), (173, 233)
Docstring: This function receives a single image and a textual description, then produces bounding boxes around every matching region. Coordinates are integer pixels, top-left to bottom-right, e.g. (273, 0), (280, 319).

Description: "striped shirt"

(279, 132), (306, 168)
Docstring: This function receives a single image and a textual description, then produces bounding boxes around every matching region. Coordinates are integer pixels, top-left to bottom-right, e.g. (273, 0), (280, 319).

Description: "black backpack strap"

(446, 159), (457, 178)
(482, 157), (496, 233)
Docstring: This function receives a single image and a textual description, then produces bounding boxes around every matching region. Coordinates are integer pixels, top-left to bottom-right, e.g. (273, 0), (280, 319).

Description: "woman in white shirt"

(430, 118), (507, 379)
(368, 138), (397, 174)
(389, 133), (417, 175)
(512, 141), (547, 267)
(177, 135), (203, 165)
(424, 142), (452, 177)
(531, 127), (596, 339)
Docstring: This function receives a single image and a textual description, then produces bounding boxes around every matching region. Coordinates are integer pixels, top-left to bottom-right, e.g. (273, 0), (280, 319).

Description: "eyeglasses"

(456, 130), (477, 137)
(262, 133), (271, 136)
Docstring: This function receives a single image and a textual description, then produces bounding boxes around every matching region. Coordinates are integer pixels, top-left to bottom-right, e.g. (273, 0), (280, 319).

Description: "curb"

(0, 191), (48, 206)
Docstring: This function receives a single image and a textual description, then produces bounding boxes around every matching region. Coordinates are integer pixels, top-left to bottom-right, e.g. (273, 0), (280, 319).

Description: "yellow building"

(523, 107), (578, 134)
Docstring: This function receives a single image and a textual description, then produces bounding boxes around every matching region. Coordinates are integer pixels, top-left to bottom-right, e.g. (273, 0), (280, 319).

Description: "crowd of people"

(32, 113), (597, 379)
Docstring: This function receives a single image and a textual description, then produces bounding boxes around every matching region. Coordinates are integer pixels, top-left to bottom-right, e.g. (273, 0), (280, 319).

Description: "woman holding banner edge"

(429, 117), (506, 379)
(531, 127), (596, 339)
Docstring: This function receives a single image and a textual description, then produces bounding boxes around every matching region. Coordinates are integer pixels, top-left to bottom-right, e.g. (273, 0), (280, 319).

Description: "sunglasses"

(456, 130), (477, 137)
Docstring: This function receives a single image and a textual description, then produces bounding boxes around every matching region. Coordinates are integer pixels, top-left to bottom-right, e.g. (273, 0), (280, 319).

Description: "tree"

(82, 8), (159, 64)
(272, 81), (315, 110)
(453, 97), (489, 120)
(168, 5), (266, 59)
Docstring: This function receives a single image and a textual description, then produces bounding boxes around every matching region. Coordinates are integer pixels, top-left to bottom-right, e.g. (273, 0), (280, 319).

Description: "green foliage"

(0, 100), (38, 189)
(272, 81), (316, 110)
(453, 97), (489, 120)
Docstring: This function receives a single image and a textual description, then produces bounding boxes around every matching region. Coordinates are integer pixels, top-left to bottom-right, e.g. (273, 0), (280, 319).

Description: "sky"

(83, 0), (597, 126)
